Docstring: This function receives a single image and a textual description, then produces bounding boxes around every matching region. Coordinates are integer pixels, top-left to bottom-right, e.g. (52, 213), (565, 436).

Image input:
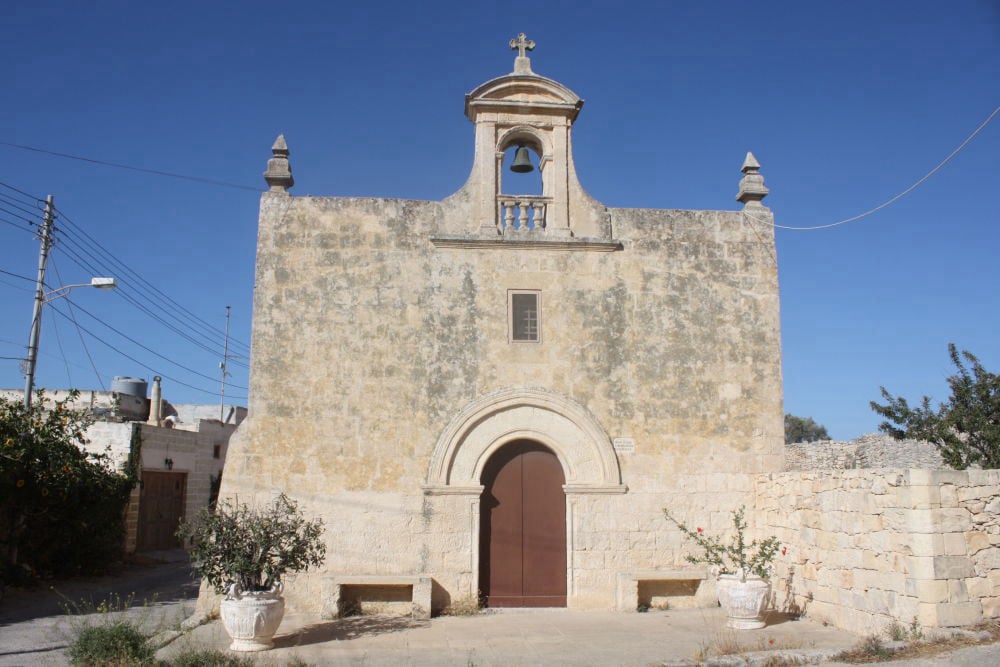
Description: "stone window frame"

(508, 289), (541, 344)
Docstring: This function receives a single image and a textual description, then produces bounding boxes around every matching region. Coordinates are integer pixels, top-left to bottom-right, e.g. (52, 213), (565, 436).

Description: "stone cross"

(510, 33), (535, 58)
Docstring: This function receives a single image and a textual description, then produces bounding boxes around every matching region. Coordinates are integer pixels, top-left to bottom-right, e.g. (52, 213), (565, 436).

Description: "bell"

(510, 146), (534, 173)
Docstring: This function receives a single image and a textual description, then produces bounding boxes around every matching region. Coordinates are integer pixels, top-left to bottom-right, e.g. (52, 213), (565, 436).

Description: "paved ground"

(0, 550), (197, 666)
(160, 607), (863, 666)
(3, 557), (1000, 666)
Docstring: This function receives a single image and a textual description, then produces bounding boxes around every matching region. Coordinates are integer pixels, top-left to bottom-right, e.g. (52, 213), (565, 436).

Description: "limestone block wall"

(83, 421), (137, 465)
(756, 470), (1000, 633)
(220, 189), (783, 613)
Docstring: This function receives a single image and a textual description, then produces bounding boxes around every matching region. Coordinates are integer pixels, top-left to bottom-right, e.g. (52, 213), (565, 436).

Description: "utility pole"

(23, 195), (55, 408)
(220, 305), (231, 420)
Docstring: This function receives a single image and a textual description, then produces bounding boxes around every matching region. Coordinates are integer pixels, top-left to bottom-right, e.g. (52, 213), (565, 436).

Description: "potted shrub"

(177, 493), (326, 651)
(663, 506), (780, 629)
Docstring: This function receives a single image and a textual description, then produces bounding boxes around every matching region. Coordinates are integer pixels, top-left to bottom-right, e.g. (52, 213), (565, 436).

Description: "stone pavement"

(158, 608), (861, 666)
(0, 549), (197, 666)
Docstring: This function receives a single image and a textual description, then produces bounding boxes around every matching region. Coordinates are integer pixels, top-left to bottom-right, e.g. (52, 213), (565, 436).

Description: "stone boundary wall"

(756, 469), (1000, 634)
(784, 433), (944, 471)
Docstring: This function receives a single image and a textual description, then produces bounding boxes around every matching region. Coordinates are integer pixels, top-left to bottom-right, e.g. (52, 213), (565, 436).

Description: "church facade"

(221, 35), (784, 614)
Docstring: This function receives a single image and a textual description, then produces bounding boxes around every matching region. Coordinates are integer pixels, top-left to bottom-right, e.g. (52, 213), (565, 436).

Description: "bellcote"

(456, 34), (609, 240)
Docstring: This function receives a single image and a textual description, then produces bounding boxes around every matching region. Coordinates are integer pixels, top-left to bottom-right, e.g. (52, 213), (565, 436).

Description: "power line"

(0, 267), (35, 283)
(0, 141), (262, 192)
(0, 193), (44, 220)
(51, 257), (105, 389)
(47, 290), (75, 386)
(52, 207), (252, 354)
(748, 104), (1000, 232)
(0, 336), (105, 374)
(0, 276), (33, 292)
(46, 303), (246, 400)
(0, 216), (38, 234)
(0, 204), (39, 226)
(53, 238), (249, 365)
(62, 295), (248, 389)
(1, 181), (252, 362)
(0, 180), (43, 202)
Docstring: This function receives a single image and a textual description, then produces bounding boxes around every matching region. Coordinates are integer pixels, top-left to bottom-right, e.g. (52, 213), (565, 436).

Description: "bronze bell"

(510, 146), (534, 173)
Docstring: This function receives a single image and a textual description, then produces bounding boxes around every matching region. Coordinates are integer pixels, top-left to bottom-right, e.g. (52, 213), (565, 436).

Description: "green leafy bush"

(1, 391), (134, 582)
(170, 648), (255, 667)
(67, 620), (154, 666)
(178, 493), (326, 594)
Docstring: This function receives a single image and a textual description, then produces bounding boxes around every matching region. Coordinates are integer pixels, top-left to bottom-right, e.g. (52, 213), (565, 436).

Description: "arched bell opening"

(496, 130), (549, 233)
(500, 145), (543, 196)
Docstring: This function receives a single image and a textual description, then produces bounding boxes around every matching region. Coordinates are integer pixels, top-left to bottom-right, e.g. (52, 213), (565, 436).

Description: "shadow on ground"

(274, 615), (430, 648)
(762, 611), (804, 627)
(0, 551), (196, 626)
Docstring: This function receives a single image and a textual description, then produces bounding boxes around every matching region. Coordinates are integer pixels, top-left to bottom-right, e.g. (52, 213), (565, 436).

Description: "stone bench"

(321, 575), (433, 620)
(616, 569), (715, 612)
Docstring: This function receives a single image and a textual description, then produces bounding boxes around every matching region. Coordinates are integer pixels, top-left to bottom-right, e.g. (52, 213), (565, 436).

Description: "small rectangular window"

(213, 444), (221, 459)
(509, 290), (541, 343)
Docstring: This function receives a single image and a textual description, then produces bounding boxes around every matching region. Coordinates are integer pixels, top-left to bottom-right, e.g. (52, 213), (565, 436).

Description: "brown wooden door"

(480, 440), (566, 607)
(137, 471), (186, 551)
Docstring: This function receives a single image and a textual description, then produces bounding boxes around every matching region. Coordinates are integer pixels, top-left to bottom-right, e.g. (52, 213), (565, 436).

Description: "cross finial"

(510, 32), (535, 58)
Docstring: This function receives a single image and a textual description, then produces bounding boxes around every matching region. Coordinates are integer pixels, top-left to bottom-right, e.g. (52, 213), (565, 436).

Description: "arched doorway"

(479, 439), (566, 607)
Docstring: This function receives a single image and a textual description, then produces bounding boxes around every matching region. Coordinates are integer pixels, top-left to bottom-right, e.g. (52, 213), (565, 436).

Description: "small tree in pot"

(663, 506), (780, 629)
(178, 493), (326, 651)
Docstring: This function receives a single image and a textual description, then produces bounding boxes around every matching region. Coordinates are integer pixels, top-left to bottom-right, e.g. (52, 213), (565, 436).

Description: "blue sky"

(1, 1), (997, 439)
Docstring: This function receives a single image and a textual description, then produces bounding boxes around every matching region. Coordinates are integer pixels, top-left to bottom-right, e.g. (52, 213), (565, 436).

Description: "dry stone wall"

(756, 469), (1000, 634)
(784, 433), (945, 471)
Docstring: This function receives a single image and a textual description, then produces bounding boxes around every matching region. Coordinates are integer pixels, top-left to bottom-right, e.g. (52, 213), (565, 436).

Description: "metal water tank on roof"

(111, 376), (148, 398)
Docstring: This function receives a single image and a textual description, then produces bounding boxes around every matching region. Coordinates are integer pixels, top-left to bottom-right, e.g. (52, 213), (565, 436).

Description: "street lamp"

(23, 276), (117, 407)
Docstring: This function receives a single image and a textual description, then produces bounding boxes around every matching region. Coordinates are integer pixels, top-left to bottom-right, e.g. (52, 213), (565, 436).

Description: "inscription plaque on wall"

(612, 437), (635, 454)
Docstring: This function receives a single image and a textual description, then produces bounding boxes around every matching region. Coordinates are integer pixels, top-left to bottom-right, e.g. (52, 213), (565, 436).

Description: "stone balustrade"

(498, 196), (548, 234)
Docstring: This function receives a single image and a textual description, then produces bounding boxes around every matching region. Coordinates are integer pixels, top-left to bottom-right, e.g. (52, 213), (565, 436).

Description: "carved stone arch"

(497, 125), (551, 159)
(424, 387), (627, 495)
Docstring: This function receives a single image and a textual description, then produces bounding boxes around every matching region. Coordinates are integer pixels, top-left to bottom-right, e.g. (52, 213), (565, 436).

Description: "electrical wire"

(46, 303), (246, 400)
(0, 268), (34, 283)
(47, 215), (251, 360)
(51, 257), (105, 389)
(53, 239), (248, 365)
(52, 207), (252, 355)
(61, 294), (248, 389)
(0, 204), (39, 226)
(47, 289), (74, 386)
(747, 104), (1000, 232)
(0, 193), (44, 220)
(0, 216), (37, 234)
(0, 142), (262, 192)
(0, 336), (102, 374)
(0, 180), (43, 202)
(0, 276), (32, 292)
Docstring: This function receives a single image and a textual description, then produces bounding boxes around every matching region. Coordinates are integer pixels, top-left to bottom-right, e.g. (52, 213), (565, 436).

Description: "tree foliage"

(871, 344), (1000, 469)
(784, 414), (830, 444)
(0, 391), (133, 584)
(178, 493), (326, 594)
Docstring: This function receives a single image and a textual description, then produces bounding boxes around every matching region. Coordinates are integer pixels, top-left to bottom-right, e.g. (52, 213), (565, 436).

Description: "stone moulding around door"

(423, 387), (627, 495)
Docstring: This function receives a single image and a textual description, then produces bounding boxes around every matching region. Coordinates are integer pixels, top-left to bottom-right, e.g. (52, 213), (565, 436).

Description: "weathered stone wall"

(784, 434), (945, 471)
(222, 189), (783, 612)
(756, 469), (1000, 634)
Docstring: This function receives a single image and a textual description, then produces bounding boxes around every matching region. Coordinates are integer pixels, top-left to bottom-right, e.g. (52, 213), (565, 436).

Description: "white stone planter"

(220, 583), (286, 651)
(716, 574), (770, 629)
